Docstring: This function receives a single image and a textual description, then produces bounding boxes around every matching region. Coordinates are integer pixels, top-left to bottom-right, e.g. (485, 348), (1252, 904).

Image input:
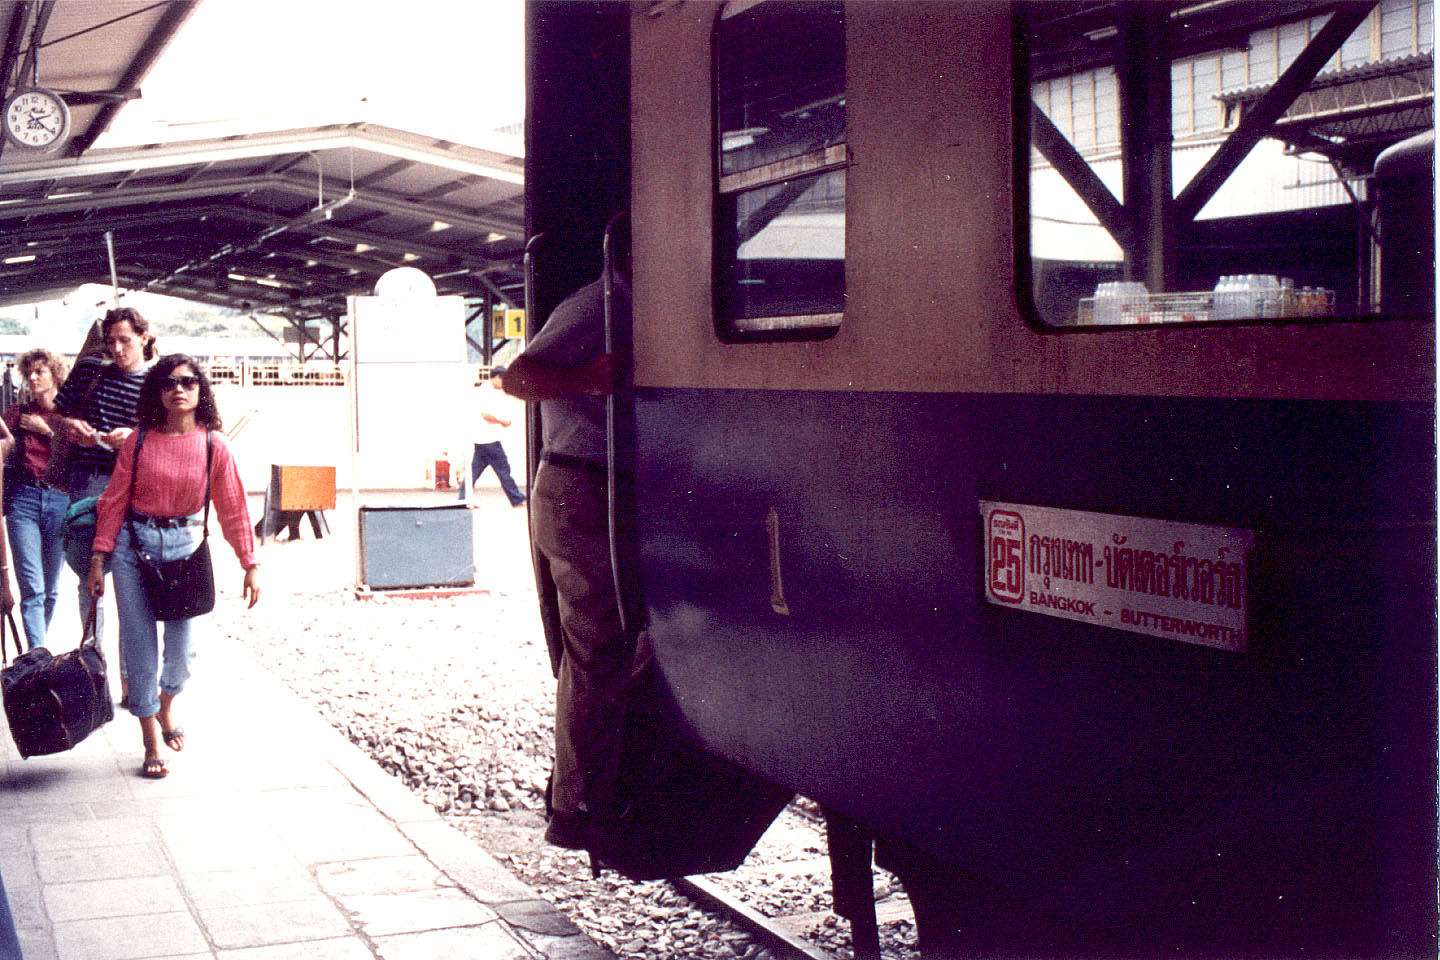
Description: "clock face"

(4, 88), (69, 151)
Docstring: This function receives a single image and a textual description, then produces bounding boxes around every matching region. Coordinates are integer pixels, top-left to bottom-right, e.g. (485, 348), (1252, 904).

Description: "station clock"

(3, 87), (70, 152)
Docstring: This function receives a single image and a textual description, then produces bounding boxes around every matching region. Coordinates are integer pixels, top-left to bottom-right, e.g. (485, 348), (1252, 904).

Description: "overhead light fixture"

(255, 278), (284, 288)
(430, 220), (451, 232)
(1084, 25), (1118, 40)
(3, 254), (36, 264)
(46, 190), (91, 200)
(227, 272), (247, 282)
(486, 232), (507, 243)
(402, 253), (420, 262)
(355, 243), (372, 253)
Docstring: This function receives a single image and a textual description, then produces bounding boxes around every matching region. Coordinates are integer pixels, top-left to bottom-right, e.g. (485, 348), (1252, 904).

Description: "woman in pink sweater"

(86, 355), (261, 779)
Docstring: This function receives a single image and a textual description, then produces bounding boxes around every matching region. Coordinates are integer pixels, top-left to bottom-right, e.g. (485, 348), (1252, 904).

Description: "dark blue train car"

(524, 3), (1436, 956)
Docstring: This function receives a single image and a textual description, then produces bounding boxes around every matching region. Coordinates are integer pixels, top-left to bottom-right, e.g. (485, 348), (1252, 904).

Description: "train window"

(714, 0), (846, 337)
(1022, 1), (1435, 327)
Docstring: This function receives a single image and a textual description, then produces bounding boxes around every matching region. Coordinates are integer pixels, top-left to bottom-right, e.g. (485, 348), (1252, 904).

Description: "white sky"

(99, 0), (525, 149)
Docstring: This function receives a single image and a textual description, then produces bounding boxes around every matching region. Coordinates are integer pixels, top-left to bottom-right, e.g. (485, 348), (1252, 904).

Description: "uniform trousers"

(531, 459), (633, 817)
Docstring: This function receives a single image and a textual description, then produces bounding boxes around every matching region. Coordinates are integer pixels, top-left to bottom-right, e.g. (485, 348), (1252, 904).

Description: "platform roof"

(0, 123), (527, 322)
(0, 2), (527, 330)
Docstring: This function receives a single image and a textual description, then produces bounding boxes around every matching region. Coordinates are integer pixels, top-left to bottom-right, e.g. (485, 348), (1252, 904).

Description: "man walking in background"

(461, 365), (526, 508)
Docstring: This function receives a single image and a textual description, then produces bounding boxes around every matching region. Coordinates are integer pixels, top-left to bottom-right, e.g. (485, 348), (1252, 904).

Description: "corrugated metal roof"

(0, 123), (526, 321)
(1217, 51), (1435, 102)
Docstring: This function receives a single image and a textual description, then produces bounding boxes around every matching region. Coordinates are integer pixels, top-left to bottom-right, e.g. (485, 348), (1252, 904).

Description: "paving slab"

(0, 590), (614, 960)
(42, 875), (188, 923)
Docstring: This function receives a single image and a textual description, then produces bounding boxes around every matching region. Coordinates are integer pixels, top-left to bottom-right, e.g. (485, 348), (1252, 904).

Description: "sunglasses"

(162, 375), (200, 391)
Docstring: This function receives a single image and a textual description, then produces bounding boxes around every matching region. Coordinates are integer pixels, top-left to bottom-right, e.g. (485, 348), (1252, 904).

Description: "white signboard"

(347, 284), (468, 489)
(979, 501), (1254, 653)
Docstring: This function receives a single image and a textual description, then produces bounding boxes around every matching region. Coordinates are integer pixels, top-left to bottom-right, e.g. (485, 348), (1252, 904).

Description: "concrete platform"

(0, 621), (613, 960)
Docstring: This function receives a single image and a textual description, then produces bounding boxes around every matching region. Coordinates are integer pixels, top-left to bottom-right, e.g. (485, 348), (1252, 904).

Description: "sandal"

(140, 756), (168, 779)
(161, 727), (185, 752)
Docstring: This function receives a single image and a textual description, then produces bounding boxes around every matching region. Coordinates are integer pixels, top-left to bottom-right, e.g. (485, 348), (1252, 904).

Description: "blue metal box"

(358, 505), (474, 589)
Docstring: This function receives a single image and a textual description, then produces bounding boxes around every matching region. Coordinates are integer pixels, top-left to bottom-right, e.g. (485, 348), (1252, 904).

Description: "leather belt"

(542, 452), (606, 472)
(129, 511), (202, 529)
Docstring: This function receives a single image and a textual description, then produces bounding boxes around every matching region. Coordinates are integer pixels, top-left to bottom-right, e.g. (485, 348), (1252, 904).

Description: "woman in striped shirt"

(86, 355), (261, 780)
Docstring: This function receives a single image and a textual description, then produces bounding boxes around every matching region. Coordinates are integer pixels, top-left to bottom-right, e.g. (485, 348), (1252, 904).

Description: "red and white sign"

(980, 501), (1254, 653)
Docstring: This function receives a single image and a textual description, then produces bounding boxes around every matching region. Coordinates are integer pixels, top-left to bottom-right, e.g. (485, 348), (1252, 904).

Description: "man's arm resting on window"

(501, 354), (617, 401)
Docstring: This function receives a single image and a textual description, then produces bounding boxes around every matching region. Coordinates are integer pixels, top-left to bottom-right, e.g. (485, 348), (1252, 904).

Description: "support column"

(482, 291), (494, 367)
(1116, 4), (1174, 292)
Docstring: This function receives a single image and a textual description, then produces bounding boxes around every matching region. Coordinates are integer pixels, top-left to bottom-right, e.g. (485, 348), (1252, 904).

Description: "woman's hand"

(0, 576), (14, 614)
(61, 417), (99, 446)
(85, 556), (107, 598)
(243, 567), (261, 608)
(18, 413), (51, 436)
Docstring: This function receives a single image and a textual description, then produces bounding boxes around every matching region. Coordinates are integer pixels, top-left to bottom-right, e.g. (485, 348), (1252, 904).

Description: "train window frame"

(1015, 1), (1436, 333)
(712, 0), (847, 343)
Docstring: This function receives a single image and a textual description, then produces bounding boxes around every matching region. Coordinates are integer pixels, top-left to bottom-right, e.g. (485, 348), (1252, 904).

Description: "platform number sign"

(987, 509), (1025, 603)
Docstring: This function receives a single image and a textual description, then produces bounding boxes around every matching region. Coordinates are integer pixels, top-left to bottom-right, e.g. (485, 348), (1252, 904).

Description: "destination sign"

(979, 501), (1254, 653)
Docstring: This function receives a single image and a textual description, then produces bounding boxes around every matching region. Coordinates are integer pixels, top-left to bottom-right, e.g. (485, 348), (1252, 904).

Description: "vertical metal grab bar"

(522, 232), (545, 492)
(602, 212), (630, 636)
(523, 231), (567, 677)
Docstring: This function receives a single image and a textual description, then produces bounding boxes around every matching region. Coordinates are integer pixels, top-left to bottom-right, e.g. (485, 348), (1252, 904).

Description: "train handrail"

(524, 231), (567, 678)
(523, 232), (544, 494)
(602, 211), (630, 636)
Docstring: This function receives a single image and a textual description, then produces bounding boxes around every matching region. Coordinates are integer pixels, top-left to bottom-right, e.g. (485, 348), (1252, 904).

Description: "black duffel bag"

(2, 610), (113, 758)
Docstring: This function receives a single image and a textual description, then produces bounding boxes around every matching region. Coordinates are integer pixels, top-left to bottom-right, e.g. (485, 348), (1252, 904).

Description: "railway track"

(674, 802), (919, 960)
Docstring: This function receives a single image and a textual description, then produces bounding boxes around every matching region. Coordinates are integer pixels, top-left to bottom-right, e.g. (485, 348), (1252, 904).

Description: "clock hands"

(20, 107), (58, 135)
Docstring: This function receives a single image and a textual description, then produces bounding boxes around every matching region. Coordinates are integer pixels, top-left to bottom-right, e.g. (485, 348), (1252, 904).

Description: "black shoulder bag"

(128, 428), (216, 621)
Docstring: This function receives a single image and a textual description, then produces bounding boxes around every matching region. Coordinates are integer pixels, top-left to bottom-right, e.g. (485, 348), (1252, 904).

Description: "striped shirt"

(53, 358), (147, 474)
(93, 428), (257, 569)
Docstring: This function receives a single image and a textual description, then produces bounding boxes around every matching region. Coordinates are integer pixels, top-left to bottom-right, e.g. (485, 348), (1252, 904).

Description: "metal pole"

(104, 231), (119, 305)
(601, 212), (628, 636)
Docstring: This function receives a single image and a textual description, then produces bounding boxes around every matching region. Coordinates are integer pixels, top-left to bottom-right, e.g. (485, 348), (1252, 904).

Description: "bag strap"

(69, 359), (108, 427)
(127, 427), (213, 546)
(80, 602), (101, 656)
(0, 609), (18, 665)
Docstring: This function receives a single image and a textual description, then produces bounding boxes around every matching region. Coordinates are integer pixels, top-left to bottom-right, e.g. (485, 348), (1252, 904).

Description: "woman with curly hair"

(0, 349), (71, 648)
(86, 355), (261, 779)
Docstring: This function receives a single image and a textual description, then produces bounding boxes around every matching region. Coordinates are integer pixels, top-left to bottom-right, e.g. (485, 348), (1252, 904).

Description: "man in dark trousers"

(459, 365), (526, 508)
(502, 271), (628, 850)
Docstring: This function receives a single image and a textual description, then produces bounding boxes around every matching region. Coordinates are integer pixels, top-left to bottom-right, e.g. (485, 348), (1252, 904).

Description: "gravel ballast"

(226, 523), (917, 959)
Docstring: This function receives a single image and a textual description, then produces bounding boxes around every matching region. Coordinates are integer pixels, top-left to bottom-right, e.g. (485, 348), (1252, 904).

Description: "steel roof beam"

(0, 170), (522, 239)
(65, 1), (199, 157)
(1175, 2), (1377, 222)
(0, 4), (29, 97)
(2, 124), (523, 185)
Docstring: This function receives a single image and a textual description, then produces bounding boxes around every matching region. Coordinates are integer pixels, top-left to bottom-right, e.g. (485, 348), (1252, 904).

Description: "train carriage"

(524, 2), (1436, 957)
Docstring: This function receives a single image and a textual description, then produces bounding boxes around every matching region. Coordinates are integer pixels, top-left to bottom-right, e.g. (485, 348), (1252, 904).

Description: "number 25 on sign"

(987, 509), (1024, 603)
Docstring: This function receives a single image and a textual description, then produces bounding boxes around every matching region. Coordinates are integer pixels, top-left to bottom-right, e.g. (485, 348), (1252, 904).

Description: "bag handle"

(0, 608), (19, 665)
(126, 427), (212, 550)
(79, 602), (103, 661)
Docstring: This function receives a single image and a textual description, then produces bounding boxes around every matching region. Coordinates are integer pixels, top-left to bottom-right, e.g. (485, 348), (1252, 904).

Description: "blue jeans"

(111, 517), (203, 719)
(66, 469), (112, 650)
(6, 482), (68, 649)
(460, 442), (526, 506)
